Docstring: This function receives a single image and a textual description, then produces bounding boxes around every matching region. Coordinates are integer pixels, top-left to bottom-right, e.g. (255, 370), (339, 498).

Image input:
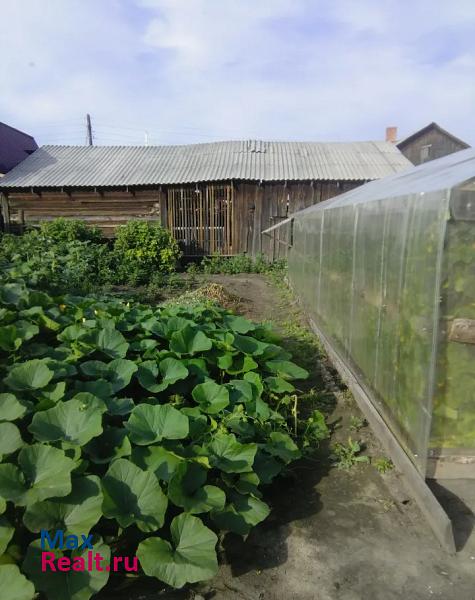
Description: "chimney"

(385, 126), (398, 143)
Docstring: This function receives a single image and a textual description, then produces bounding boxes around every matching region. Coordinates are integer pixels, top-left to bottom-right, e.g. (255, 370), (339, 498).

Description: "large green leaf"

(227, 379), (257, 404)
(192, 381), (229, 414)
(183, 357), (209, 382)
(222, 315), (256, 334)
(37, 381), (66, 402)
(101, 459), (168, 532)
(129, 338), (158, 352)
(0, 326), (19, 352)
(243, 371), (264, 395)
(168, 462), (225, 514)
(80, 359), (137, 392)
(0, 423), (23, 459)
(29, 397), (103, 446)
(131, 445), (184, 482)
(23, 537), (110, 600)
(222, 471), (261, 497)
(106, 358), (138, 391)
(57, 323), (89, 342)
(104, 396), (135, 416)
(0, 516), (14, 556)
(170, 325), (212, 355)
(264, 360), (309, 381)
(137, 358), (188, 393)
(211, 492), (270, 536)
(23, 475), (103, 536)
(95, 328), (129, 359)
(15, 320), (39, 341)
(253, 450), (283, 484)
(207, 432), (257, 473)
(45, 359), (77, 381)
(265, 432), (301, 463)
(78, 360), (108, 378)
(84, 428), (131, 464)
(232, 334), (269, 356)
(0, 325), (24, 352)
(165, 316), (195, 336)
(126, 404), (189, 445)
(0, 284), (26, 307)
(0, 565), (35, 600)
(4, 359), (54, 391)
(0, 445), (75, 506)
(180, 407), (209, 440)
(264, 376), (295, 393)
(75, 378), (113, 400)
(225, 354), (258, 375)
(137, 513), (218, 588)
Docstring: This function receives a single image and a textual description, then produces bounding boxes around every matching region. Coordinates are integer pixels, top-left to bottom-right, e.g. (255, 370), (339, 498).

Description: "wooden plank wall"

(398, 129), (469, 166)
(4, 189), (163, 237)
(233, 180), (362, 257)
(3, 179), (364, 256)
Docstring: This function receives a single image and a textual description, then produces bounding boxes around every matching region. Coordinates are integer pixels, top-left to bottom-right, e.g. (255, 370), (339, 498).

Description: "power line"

(33, 115), (267, 146)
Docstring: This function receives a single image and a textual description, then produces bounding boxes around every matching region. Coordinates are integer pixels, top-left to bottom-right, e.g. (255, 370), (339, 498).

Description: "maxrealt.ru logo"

(40, 530), (138, 572)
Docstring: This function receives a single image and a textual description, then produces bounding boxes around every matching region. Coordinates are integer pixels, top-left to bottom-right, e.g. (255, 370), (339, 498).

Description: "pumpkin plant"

(0, 277), (328, 600)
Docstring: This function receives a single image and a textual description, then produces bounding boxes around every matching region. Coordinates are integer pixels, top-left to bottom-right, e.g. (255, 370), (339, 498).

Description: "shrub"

(192, 253), (286, 275)
(113, 221), (181, 285)
(0, 231), (113, 294)
(39, 218), (103, 243)
(0, 278), (328, 598)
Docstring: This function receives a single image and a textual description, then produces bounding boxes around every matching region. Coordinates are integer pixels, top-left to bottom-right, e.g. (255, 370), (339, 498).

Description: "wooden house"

(397, 122), (470, 166)
(0, 140), (411, 257)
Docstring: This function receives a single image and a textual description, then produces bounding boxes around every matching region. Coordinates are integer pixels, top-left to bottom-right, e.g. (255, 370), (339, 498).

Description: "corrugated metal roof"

(0, 140), (411, 189)
(291, 146), (475, 218)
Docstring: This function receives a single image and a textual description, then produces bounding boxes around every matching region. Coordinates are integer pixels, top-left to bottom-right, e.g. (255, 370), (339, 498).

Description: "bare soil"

(104, 274), (475, 600)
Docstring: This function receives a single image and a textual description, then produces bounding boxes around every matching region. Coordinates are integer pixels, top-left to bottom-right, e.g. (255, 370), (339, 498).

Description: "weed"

(349, 415), (367, 431)
(332, 438), (370, 469)
(374, 457), (394, 474)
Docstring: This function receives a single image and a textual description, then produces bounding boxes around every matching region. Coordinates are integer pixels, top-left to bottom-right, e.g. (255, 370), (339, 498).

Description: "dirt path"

(189, 274), (475, 600)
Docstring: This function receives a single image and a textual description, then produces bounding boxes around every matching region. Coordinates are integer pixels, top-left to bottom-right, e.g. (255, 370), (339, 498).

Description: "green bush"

(0, 219), (182, 292)
(113, 221), (181, 285)
(192, 253), (286, 275)
(0, 231), (114, 294)
(39, 218), (103, 243)
(0, 277), (328, 598)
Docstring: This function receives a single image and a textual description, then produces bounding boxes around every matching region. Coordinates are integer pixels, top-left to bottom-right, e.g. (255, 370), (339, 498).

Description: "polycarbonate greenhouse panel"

(288, 148), (475, 476)
(431, 179), (475, 452)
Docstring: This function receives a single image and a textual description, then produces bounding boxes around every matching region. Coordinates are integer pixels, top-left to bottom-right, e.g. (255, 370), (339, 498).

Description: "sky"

(2, 0), (475, 147)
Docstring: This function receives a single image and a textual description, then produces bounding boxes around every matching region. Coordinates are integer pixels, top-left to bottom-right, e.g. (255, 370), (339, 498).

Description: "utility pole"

(86, 114), (93, 146)
(144, 130), (149, 146)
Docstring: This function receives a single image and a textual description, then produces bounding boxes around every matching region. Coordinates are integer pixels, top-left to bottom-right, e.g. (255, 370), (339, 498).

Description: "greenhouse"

(285, 148), (475, 545)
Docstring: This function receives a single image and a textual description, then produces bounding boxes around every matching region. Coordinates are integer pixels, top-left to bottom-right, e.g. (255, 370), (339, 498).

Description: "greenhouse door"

(167, 184), (233, 255)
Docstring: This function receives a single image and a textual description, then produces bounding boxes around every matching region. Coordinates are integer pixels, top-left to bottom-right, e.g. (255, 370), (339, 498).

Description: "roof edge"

(0, 122), (37, 143)
(397, 122), (470, 150)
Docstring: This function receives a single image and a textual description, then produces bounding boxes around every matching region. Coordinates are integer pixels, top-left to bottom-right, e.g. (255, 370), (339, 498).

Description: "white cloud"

(1, 0), (474, 146)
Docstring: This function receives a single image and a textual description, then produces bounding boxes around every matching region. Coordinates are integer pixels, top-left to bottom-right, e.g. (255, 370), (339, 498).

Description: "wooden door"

(167, 184), (233, 255)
